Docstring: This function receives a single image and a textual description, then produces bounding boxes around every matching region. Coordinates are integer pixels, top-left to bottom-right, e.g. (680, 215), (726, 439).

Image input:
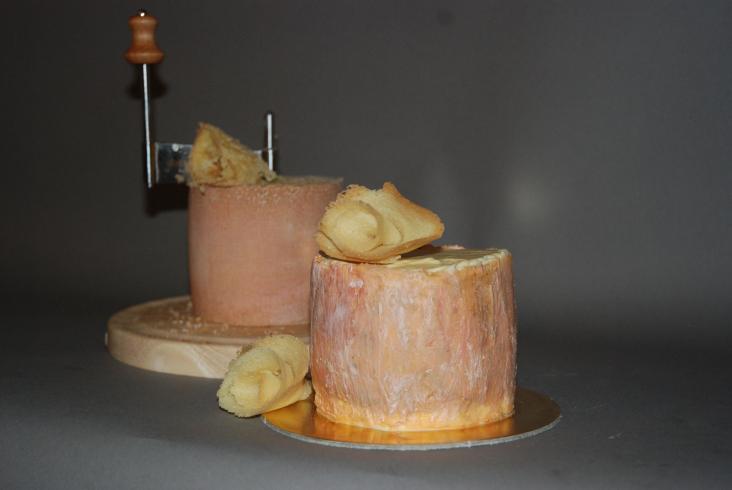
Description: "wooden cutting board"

(106, 296), (310, 378)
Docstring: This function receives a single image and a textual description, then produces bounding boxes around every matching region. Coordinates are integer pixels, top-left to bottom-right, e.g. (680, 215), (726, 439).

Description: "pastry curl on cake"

(217, 335), (311, 417)
(189, 122), (277, 187)
(315, 182), (444, 263)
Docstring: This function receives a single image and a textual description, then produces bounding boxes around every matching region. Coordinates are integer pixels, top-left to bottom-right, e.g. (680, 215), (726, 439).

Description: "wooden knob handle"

(124, 11), (164, 65)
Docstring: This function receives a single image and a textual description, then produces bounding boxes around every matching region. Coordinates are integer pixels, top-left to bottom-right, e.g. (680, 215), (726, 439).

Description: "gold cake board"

(262, 388), (560, 450)
(106, 296), (310, 379)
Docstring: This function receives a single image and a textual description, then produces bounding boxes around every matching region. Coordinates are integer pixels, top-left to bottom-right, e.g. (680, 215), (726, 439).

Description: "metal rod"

(265, 111), (275, 172)
(142, 63), (154, 188)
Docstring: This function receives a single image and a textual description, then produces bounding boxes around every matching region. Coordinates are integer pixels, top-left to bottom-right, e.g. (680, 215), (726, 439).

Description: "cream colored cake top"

(386, 247), (510, 272)
(271, 176), (341, 186)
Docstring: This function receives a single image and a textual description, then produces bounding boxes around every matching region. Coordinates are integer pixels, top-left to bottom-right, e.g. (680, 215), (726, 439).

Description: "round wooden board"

(106, 296), (310, 379)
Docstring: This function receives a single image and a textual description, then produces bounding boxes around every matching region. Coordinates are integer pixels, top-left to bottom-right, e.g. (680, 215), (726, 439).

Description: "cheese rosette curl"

(189, 122), (276, 187)
(315, 182), (444, 264)
(217, 335), (311, 417)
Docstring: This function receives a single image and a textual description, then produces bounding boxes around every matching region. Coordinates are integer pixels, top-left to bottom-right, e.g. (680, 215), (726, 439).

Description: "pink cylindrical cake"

(310, 247), (517, 431)
(188, 177), (341, 326)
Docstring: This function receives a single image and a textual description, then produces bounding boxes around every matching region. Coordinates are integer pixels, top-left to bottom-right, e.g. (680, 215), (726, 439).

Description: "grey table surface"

(1, 298), (730, 490)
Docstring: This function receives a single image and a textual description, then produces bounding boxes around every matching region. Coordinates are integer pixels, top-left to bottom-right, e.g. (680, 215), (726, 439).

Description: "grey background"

(1, 1), (730, 488)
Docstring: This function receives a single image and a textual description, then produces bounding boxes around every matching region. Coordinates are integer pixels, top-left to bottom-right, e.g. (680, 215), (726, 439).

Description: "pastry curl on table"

(217, 335), (311, 417)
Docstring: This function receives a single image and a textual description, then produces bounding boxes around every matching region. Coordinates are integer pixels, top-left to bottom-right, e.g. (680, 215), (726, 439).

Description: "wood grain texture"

(124, 12), (164, 65)
(107, 296), (309, 379)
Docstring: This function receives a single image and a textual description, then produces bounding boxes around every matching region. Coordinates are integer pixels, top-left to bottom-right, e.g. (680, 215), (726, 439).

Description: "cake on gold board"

(257, 182), (559, 448)
(307, 182), (516, 431)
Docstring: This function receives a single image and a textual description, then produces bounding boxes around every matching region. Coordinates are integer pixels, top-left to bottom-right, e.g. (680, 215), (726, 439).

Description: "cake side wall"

(188, 182), (340, 326)
(310, 252), (517, 431)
